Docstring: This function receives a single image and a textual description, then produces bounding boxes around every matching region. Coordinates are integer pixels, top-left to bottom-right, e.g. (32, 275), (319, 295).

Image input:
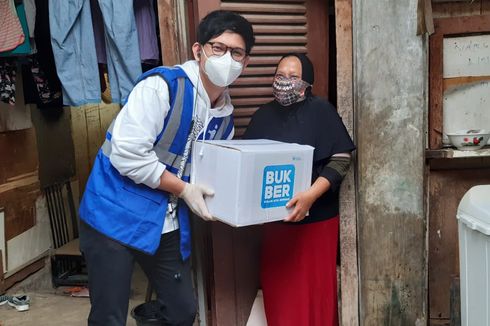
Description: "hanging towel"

(0, 0), (25, 53)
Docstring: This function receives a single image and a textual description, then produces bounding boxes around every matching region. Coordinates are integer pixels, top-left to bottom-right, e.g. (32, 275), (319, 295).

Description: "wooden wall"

(428, 160), (490, 325)
(428, 1), (490, 325)
(70, 104), (120, 195)
(0, 128), (39, 242)
(432, 0), (490, 18)
(0, 77), (47, 284)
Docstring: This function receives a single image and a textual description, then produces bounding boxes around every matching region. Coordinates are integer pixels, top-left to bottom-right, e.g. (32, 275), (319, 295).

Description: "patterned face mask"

(272, 76), (310, 106)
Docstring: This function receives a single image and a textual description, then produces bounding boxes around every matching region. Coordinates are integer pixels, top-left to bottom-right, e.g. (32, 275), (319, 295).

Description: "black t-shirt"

(243, 96), (356, 223)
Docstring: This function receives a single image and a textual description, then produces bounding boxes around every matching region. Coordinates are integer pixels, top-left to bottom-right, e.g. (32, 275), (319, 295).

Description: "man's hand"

(178, 183), (215, 221)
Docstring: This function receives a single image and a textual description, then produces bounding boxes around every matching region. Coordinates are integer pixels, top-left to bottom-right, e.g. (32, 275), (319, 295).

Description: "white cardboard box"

(191, 139), (314, 227)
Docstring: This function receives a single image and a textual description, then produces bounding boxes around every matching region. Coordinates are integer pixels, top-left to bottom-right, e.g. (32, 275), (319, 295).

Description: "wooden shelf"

(426, 146), (490, 159)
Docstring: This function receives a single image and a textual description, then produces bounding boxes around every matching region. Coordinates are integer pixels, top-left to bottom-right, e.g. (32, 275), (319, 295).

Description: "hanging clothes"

(97, 0), (143, 104)
(24, 0), (36, 40)
(134, 0), (160, 65)
(49, 0), (100, 106)
(22, 55), (62, 108)
(34, 0), (62, 102)
(49, 0), (142, 106)
(0, 0), (25, 53)
(90, 0), (107, 65)
(0, 2), (32, 57)
(0, 58), (17, 105)
(91, 0), (160, 66)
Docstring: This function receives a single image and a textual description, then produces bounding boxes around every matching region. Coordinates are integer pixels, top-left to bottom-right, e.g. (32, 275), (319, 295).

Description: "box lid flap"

(198, 139), (314, 152)
(457, 185), (490, 235)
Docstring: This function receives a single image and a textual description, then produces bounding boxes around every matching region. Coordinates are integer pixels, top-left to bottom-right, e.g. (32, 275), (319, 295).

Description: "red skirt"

(260, 216), (339, 326)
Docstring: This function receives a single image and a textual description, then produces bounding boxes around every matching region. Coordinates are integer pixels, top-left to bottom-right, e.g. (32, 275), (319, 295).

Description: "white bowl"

(446, 129), (490, 151)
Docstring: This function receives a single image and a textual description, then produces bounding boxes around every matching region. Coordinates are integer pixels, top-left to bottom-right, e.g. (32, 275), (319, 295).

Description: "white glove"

(178, 183), (215, 221)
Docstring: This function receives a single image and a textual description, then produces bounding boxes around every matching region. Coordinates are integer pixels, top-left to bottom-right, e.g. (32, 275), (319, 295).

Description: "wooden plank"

(54, 238), (81, 256)
(30, 107), (76, 187)
(251, 45), (307, 55)
(443, 76), (490, 91)
(195, 0), (220, 24)
(0, 249), (4, 294)
(484, 0), (490, 14)
(228, 87), (272, 97)
(85, 105), (103, 171)
(233, 226), (262, 325)
(70, 106), (90, 194)
(242, 14), (307, 24)
(430, 320), (450, 326)
(432, 1), (481, 19)
(428, 168), (490, 320)
(233, 117), (252, 127)
(234, 128), (246, 138)
(0, 128), (38, 185)
(99, 103), (120, 132)
(433, 0), (476, 2)
(221, 2), (306, 14)
(232, 107), (259, 117)
(210, 223), (237, 326)
(255, 35), (307, 44)
(3, 256), (45, 290)
(335, 0), (358, 325)
(0, 182), (40, 241)
(224, 0), (304, 2)
(0, 175), (38, 194)
(429, 33), (444, 149)
(434, 14), (490, 34)
(0, 124), (41, 250)
(233, 76), (274, 86)
(247, 56), (282, 66)
(241, 67), (277, 76)
(252, 24), (307, 34)
(231, 97), (274, 106)
(449, 276), (461, 326)
(306, 0), (329, 97)
(157, 0), (180, 66)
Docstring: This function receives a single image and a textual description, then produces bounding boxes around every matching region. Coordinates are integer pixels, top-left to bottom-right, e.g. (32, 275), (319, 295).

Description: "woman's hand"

(284, 176), (332, 222)
(284, 190), (317, 222)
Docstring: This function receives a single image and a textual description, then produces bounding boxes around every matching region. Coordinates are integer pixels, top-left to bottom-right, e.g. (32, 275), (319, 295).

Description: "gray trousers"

(79, 221), (197, 326)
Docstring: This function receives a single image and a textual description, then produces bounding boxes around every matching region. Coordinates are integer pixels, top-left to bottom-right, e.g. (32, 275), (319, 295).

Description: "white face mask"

(202, 50), (243, 87)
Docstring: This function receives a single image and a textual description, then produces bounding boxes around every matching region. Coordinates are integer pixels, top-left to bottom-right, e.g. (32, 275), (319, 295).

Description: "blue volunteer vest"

(79, 66), (234, 259)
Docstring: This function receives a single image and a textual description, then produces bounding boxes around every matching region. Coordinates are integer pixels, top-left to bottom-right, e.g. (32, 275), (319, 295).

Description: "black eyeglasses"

(206, 42), (247, 62)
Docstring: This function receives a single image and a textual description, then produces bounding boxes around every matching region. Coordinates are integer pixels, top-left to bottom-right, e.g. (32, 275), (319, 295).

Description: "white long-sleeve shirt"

(109, 60), (234, 233)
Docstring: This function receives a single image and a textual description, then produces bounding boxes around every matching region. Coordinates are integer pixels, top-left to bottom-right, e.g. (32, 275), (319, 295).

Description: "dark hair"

(197, 10), (255, 54)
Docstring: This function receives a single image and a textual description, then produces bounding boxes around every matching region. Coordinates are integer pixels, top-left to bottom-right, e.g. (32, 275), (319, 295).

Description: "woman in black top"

(243, 53), (355, 326)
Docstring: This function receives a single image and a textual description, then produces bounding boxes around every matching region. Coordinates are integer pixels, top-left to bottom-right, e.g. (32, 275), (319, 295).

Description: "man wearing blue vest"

(78, 10), (255, 326)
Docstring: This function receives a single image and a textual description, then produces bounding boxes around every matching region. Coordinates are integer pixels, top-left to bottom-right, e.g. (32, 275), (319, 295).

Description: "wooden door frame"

(167, 0), (359, 325)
